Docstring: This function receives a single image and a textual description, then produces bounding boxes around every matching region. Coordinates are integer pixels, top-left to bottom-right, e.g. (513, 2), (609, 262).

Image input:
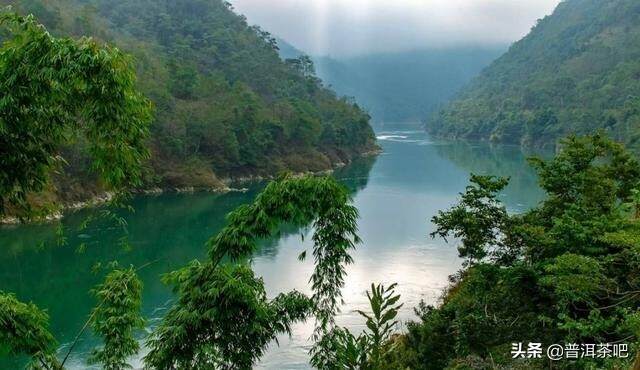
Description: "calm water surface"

(0, 123), (545, 369)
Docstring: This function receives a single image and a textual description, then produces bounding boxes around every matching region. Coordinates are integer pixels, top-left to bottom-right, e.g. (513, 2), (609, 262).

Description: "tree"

(286, 55), (317, 78)
(431, 175), (510, 265)
(0, 10), (150, 369)
(0, 10), (152, 216)
(428, 0), (640, 151)
(144, 263), (312, 369)
(5, 0), (377, 198)
(1, 266), (145, 370)
(0, 8), (370, 369)
(0, 292), (60, 369)
(145, 174), (361, 368)
(88, 267), (144, 370)
(391, 134), (640, 369)
(630, 189), (640, 219)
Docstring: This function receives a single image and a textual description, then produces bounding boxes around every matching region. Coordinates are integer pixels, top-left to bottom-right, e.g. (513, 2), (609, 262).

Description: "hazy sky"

(229, 0), (561, 57)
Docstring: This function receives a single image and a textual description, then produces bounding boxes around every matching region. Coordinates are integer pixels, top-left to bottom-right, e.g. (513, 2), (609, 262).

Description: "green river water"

(0, 123), (546, 369)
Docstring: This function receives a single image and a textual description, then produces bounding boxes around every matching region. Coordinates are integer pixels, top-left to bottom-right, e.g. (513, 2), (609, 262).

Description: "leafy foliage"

(2, 175), (361, 369)
(392, 134), (640, 369)
(89, 267), (144, 370)
(431, 175), (510, 265)
(628, 188), (640, 219)
(429, 0), (640, 151)
(0, 292), (59, 369)
(206, 175), (361, 334)
(145, 174), (361, 368)
(358, 283), (404, 366)
(312, 327), (371, 369)
(5, 0), (376, 198)
(311, 283), (403, 370)
(0, 19), (365, 361)
(0, 10), (152, 216)
(0, 8), (366, 368)
(144, 262), (311, 369)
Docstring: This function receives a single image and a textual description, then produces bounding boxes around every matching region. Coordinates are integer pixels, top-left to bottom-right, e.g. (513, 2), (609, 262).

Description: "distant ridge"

(428, 0), (640, 150)
(313, 48), (504, 124)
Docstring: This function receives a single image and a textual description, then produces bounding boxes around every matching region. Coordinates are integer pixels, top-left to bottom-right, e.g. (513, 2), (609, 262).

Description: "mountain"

(4, 0), (376, 202)
(273, 37), (502, 124)
(428, 0), (640, 150)
(312, 48), (504, 124)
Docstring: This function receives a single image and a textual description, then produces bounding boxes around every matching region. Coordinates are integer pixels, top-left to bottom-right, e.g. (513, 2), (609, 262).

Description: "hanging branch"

(144, 175), (361, 368)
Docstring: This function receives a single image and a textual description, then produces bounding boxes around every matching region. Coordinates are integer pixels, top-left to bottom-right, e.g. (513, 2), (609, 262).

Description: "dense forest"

(289, 43), (504, 124)
(382, 134), (640, 369)
(2, 1), (640, 368)
(428, 0), (640, 150)
(1, 0), (376, 208)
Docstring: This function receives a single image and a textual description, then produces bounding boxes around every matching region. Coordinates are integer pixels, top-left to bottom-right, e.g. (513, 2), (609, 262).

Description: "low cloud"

(229, 0), (560, 57)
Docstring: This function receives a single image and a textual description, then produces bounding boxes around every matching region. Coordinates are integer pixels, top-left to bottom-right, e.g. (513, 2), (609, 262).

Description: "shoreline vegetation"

(1, 0), (380, 224)
(3, 0), (640, 368)
(0, 148), (381, 225)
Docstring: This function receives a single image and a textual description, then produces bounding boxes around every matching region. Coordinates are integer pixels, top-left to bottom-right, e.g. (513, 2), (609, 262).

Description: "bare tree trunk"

(633, 349), (640, 370)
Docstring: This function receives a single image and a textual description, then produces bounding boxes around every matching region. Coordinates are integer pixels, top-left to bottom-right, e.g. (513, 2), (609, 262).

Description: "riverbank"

(0, 125), (545, 369)
(0, 148), (381, 225)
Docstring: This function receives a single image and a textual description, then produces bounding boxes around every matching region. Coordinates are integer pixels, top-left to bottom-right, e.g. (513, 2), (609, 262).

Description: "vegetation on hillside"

(429, 0), (640, 151)
(384, 134), (640, 369)
(0, 10), (152, 218)
(2, 0), (375, 205)
(0, 11), (362, 369)
(0, 15), (365, 365)
(3, 1), (640, 369)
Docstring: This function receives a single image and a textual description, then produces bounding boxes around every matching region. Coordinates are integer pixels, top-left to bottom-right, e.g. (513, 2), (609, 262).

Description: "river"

(0, 123), (546, 369)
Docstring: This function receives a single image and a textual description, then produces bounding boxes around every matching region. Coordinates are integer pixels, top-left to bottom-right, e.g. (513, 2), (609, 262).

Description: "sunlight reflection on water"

(256, 124), (545, 368)
(0, 124), (545, 370)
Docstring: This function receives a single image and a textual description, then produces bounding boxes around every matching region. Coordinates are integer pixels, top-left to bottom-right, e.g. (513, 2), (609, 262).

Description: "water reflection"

(257, 124), (545, 368)
(433, 140), (549, 212)
(0, 124), (544, 369)
(0, 190), (263, 368)
(0, 154), (376, 369)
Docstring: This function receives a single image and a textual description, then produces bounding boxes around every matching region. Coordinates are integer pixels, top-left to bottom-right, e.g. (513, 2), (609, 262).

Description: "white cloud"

(229, 0), (560, 57)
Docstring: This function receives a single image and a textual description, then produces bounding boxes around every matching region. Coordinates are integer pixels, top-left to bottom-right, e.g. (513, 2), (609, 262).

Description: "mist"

(229, 0), (560, 57)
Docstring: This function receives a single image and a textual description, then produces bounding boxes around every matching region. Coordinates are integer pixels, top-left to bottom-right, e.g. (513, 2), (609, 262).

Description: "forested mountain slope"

(428, 0), (640, 149)
(273, 38), (503, 124)
(3, 0), (375, 201)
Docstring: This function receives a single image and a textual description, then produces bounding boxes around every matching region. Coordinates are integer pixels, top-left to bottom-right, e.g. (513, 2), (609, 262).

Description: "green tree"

(0, 16), (365, 365)
(0, 11), (149, 369)
(3, 0), (376, 198)
(629, 188), (640, 219)
(431, 175), (510, 265)
(0, 10), (152, 216)
(88, 267), (144, 370)
(144, 263), (312, 369)
(0, 292), (60, 369)
(145, 174), (361, 368)
(429, 0), (640, 153)
(393, 134), (640, 369)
